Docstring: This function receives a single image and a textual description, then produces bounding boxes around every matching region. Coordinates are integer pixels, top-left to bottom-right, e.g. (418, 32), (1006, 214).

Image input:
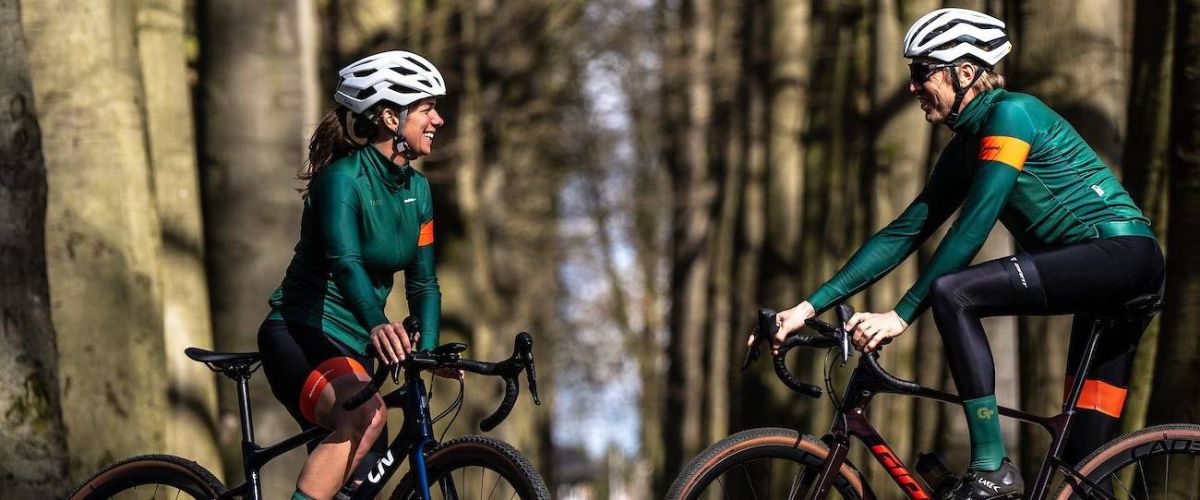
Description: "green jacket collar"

(362, 145), (411, 190)
(950, 88), (1005, 135)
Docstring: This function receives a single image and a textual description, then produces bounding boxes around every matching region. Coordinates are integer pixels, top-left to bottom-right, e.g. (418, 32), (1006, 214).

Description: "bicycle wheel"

(1054, 424), (1200, 500)
(666, 427), (871, 500)
(67, 454), (226, 500)
(390, 435), (550, 500)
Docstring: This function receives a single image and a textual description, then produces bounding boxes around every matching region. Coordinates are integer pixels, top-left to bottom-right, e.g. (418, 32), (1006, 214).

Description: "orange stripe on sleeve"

(979, 135), (1031, 171)
(418, 220), (435, 247)
(1064, 377), (1128, 418)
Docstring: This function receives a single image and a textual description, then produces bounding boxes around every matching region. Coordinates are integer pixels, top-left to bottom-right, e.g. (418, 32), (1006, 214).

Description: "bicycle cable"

(430, 375), (465, 443)
(823, 347), (843, 411)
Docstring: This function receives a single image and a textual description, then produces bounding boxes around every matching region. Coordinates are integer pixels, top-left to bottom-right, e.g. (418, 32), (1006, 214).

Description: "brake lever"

(399, 315), (421, 384)
(741, 308), (777, 371)
(517, 332), (541, 405)
(835, 304), (854, 366)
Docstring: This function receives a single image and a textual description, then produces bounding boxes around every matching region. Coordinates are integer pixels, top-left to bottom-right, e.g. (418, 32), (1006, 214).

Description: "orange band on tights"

(1064, 377), (1128, 418)
(300, 357), (367, 424)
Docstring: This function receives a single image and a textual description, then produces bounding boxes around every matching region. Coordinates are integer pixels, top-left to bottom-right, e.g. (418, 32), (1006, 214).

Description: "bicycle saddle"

(1098, 293), (1163, 319)
(185, 347), (261, 373)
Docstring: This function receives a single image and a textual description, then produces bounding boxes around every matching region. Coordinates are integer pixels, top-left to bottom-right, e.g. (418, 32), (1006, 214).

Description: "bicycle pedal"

(916, 452), (955, 493)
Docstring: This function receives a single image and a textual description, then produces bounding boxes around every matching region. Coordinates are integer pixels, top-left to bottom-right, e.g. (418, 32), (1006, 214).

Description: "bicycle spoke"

(767, 455), (772, 499)
(1192, 455), (1198, 500)
(743, 463), (759, 500)
(1139, 459), (1150, 500)
(787, 469), (803, 500)
(1113, 470), (1135, 500)
(485, 467), (503, 499)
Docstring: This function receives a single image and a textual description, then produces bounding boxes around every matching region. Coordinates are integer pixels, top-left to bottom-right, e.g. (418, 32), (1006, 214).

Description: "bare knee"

(332, 398), (386, 440)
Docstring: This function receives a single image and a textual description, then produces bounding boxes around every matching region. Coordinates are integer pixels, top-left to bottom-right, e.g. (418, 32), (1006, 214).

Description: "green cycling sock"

(963, 394), (1005, 471)
(291, 489), (315, 500)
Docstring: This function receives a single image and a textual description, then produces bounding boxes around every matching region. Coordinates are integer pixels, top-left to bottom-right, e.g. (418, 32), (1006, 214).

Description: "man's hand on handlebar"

(768, 301), (816, 355)
(371, 320), (416, 365)
(846, 310), (908, 353)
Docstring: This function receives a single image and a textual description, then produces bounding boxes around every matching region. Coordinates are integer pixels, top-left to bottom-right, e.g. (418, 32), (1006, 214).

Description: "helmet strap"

(946, 65), (986, 125)
(389, 108), (419, 162)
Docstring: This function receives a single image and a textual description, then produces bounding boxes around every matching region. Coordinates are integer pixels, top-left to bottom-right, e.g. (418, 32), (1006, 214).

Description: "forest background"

(2, 0), (1199, 498)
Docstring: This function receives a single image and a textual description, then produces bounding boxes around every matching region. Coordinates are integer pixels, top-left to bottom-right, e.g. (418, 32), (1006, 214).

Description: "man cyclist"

(766, 8), (1164, 500)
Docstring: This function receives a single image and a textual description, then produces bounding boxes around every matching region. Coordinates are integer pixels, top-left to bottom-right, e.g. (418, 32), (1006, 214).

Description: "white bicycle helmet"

(333, 50), (446, 116)
(902, 8), (1011, 67)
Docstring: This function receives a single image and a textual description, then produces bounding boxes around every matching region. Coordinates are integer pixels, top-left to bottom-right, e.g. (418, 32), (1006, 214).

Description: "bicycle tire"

(66, 454), (226, 500)
(390, 435), (550, 500)
(666, 427), (871, 500)
(1053, 423), (1200, 500)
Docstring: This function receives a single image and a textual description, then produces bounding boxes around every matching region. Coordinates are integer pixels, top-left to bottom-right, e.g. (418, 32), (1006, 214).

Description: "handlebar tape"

(480, 374), (519, 432)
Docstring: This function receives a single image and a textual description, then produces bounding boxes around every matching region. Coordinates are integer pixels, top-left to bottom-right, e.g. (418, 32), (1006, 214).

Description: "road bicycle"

(68, 322), (551, 500)
(667, 294), (1200, 500)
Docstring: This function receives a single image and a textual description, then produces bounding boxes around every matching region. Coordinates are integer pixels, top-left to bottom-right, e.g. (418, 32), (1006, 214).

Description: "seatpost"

(1050, 319), (1106, 459)
(234, 368), (263, 500)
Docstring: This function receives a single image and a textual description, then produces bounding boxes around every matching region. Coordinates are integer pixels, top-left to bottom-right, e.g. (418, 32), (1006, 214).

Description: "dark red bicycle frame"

(803, 325), (1113, 500)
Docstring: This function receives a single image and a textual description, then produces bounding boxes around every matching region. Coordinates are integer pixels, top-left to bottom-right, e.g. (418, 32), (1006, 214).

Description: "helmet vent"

(391, 66), (418, 76)
(351, 69), (374, 78)
(354, 87), (378, 100)
(389, 84), (422, 95)
(405, 57), (432, 72)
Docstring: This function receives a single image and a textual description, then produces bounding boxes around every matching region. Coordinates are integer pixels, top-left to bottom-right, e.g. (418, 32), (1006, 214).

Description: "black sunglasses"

(908, 62), (957, 84)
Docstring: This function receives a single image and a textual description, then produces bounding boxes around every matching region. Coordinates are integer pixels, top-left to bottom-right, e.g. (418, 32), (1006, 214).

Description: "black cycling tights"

(930, 236), (1164, 464)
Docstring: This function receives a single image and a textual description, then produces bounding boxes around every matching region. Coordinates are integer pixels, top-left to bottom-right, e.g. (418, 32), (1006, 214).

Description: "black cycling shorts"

(257, 319), (374, 427)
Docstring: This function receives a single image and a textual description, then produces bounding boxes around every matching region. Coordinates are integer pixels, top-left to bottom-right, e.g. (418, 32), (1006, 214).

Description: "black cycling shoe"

(938, 458), (1024, 500)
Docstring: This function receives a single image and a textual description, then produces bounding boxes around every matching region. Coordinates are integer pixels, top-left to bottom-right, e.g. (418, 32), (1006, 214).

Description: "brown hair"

(298, 107), (388, 195)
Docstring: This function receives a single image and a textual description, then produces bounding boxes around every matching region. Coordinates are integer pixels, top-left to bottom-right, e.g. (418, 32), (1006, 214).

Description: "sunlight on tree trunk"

(23, 0), (168, 483)
(0, 0), (67, 493)
(135, 0), (223, 480)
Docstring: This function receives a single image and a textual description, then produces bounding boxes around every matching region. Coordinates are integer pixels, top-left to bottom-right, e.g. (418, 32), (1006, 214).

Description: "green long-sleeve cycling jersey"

(808, 88), (1152, 323)
(268, 145), (441, 353)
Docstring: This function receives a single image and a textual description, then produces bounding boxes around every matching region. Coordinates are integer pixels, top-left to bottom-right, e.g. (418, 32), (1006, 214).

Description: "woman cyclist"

(257, 50), (447, 500)
(764, 8), (1164, 500)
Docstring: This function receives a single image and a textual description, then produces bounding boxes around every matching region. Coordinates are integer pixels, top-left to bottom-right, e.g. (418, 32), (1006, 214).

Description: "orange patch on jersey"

(418, 220), (435, 247)
(979, 135), (1031, 171)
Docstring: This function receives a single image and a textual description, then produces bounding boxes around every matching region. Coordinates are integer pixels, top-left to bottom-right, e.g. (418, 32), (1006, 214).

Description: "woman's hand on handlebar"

(847, 310), (908, 353)
(370, 320), (417, 364)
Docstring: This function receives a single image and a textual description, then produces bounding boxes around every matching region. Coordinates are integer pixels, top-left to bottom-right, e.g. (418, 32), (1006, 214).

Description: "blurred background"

(2, 0), (1198, 498)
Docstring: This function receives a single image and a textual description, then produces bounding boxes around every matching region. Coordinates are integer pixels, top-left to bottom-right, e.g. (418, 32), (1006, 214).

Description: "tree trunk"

(1006, 0), (1128, 477)
(662, 0), (716, 489)
(23, 0), (168, 482)
(763, 0), (811, 304)
(1118, 0), (1176, 436)
(1149, 0), (1200, 428)
(198, 0), (320, 493)
(135, 0), (222, 479)
(865, 0), (934, 474)
(0, 0), (68, 493)
(1144, 3), (1200, 496)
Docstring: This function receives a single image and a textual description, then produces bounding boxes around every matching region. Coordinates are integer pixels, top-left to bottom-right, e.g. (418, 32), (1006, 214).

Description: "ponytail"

(299, 104), (403, 195)
(299, 107), (372, 195)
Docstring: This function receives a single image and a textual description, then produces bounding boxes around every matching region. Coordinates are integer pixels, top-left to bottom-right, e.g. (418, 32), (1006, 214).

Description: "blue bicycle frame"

(217, 367), (442, 500)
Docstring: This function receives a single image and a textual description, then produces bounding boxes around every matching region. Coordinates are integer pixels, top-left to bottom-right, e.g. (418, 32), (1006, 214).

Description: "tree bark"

(0, 0), (67, 493)
(1149, 0), (1200, 428)
(1118, 0), (1175, 436)
(865, 0), (933, 470)
(1144, 3), (1200, 496)
(1006, 0), (1128, 477)
(135, 0), (222, 479)
(198, 0), (320, 493)
(662, 0), (716, 489)
(23, 0), (168, 482)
